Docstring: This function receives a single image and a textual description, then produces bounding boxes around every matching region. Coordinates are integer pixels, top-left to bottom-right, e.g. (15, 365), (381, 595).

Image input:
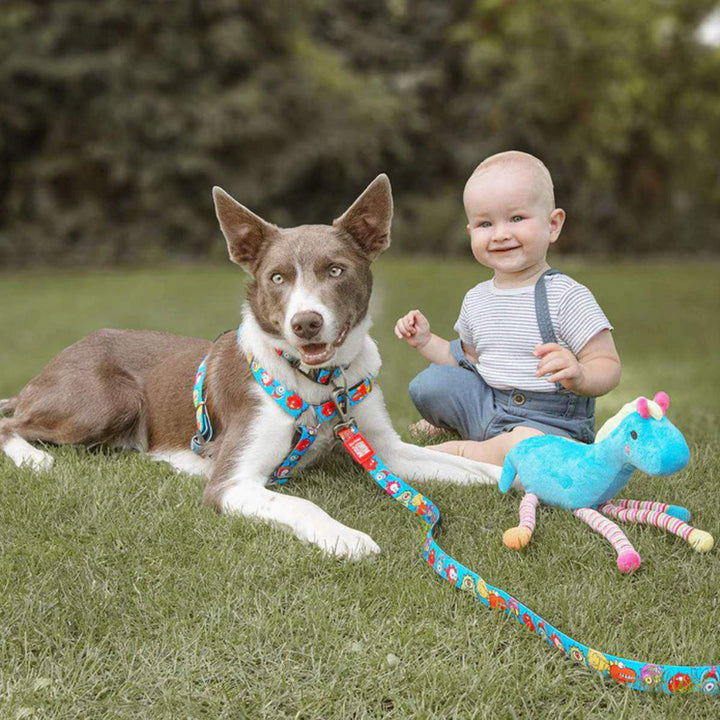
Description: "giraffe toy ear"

(654, 391), (670, 415)
(637, 397), (651, 419)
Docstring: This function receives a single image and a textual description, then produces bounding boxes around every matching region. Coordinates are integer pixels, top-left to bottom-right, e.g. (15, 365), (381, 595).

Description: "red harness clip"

(337, 425), (376, 467)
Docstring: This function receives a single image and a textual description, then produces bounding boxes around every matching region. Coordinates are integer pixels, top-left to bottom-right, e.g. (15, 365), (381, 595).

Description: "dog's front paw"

(314, 523), (381, 560)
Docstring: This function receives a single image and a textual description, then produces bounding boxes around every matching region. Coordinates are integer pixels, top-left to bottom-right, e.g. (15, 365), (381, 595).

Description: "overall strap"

(534, 268), (562, 344)
(534, 270), (595, 416)
(534, 268), (563, 392)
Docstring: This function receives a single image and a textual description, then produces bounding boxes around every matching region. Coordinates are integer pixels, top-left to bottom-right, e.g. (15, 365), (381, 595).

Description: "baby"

(395, 151), (621, 466)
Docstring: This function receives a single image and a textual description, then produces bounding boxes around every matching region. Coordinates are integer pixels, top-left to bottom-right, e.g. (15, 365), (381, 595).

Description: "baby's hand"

(534, 343), (585, 391)
(394, 310), (431, 349)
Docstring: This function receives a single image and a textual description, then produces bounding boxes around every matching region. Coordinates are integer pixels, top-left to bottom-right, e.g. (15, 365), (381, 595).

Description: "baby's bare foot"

(408, 419), (446, 439)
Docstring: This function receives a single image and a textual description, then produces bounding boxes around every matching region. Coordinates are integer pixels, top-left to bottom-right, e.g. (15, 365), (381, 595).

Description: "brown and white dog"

(0, 175), (501, 558)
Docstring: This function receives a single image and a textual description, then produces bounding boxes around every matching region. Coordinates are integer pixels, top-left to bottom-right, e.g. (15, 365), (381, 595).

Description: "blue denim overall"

(408, 270), (596, 443)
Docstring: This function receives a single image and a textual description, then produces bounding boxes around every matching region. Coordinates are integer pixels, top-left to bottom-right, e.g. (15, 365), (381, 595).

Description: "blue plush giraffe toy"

(499, 392), (714, 573)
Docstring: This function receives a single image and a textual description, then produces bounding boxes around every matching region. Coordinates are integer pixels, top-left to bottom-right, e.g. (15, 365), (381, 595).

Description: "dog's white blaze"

(283, 263), (338, 344)
(2, 434), (54, 471)
(150, 450), (213, 477)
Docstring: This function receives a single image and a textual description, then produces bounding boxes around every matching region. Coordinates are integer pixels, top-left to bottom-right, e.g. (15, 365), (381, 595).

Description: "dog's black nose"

(291, 311), (324, 339)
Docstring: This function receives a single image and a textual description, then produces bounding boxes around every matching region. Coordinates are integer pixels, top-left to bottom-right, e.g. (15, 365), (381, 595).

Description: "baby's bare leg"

(432, 426), (543, 466)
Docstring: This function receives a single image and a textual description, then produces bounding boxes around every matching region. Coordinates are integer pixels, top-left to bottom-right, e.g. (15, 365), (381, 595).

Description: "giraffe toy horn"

(637, 397), (651, 419)
(654, 391), (669, 416)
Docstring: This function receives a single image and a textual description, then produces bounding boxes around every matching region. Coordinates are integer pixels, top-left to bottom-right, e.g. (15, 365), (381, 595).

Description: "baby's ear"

(549, 208), (566, 242)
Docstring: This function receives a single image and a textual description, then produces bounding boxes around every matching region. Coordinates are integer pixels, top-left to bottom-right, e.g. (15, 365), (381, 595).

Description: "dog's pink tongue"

(300, 343), (334, 366)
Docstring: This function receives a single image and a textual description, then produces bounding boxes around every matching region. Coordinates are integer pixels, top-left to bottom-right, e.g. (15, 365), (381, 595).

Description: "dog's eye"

(631, 430), (638, 440)
(271, 273), (284, 285)
(329, 266), (344, 278)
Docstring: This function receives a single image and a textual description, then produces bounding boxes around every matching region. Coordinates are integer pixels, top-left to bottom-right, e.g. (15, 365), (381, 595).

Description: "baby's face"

(464, 165), (564, 282)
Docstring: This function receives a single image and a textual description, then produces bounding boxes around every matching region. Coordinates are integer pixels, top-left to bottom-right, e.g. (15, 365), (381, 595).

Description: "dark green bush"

(1, 0), (719, 266)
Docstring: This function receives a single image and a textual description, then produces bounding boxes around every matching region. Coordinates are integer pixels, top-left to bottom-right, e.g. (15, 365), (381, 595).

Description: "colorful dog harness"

(246, 352), (373, 482)
(190, 332), (373, 483)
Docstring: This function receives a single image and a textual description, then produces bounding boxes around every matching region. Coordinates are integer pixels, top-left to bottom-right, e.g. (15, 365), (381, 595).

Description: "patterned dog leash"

(237, 352), (718, 696)
(330, 419), (718, 696)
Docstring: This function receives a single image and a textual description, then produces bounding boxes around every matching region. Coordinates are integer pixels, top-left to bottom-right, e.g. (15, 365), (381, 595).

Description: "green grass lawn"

(1, 258), (719, 718)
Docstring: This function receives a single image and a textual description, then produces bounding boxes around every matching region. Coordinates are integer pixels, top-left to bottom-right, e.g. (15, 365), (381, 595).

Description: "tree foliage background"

(1, 0), (719, 266)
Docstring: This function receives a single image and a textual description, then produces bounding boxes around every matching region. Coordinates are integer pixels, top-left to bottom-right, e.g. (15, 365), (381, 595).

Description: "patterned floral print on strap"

(246, 351), (374, 483)
(191, 354), (213, 454)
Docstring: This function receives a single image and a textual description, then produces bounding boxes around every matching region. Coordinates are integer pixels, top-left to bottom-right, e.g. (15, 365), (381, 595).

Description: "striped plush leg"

(599, 502), (714, 553)
(503, 493), (539, 550)
(573, 507), (641, 573)
(609, 498), (691, 523)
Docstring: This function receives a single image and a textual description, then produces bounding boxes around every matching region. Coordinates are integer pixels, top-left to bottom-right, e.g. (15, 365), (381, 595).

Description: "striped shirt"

(454, 273), (612, 393)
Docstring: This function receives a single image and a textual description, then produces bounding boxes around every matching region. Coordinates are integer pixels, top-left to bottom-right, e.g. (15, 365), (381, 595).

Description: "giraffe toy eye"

(631, 431), (638, 440)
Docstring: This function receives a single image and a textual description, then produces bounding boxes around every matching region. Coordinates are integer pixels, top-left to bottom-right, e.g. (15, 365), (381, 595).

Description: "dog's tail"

(0, 397), (17, 416)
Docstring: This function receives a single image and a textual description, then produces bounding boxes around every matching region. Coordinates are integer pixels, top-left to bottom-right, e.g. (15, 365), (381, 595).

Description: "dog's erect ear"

(333, 174), (393, 261)
(213, 187), (278, 272)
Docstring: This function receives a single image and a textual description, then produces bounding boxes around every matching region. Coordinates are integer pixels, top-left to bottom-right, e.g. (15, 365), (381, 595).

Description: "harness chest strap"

(246, 351), (374, 482)
(191, 323), (365, 456)
(190, 344), (374, 481)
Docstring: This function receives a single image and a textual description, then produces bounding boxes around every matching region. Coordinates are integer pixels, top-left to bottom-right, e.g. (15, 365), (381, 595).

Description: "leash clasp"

(331, 386), (350, 421)
(331, 376), (356, 438)
(333, 420), (355, 440)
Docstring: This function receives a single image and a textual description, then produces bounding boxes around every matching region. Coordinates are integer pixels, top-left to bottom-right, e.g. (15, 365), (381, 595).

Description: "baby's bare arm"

(535, 329), (620, 396)
(395, 309), (460, 366)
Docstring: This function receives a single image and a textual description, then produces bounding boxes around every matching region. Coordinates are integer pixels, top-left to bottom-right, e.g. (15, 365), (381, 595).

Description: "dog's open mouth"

(299, 343), (335, 365)
(299, 324), (349, 366)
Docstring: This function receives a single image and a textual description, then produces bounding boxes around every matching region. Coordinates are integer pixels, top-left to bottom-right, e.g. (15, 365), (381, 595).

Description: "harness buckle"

(190, 432), (205, 455)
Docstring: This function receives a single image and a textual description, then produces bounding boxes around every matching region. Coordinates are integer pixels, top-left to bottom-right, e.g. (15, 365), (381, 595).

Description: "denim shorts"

(408, 340), (595, 444)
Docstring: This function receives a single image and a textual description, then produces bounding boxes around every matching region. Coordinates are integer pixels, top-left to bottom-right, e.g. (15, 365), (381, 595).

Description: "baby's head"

(465, 151), (556, 215)
(463, 151), (565, 282)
